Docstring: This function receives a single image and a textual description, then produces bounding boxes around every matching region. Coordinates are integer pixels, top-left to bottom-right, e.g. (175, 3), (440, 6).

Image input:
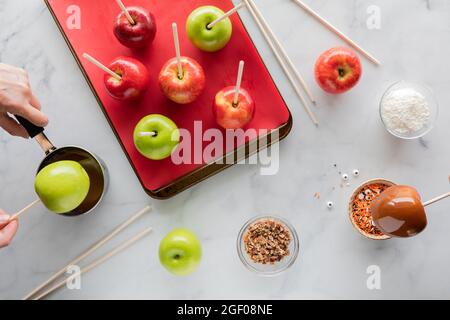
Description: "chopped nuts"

(243, 219), (291, 265)
(351, 183), (390, 237)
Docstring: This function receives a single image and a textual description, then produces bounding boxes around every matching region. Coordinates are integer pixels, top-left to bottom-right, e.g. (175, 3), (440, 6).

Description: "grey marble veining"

(0, 0), (449, 299)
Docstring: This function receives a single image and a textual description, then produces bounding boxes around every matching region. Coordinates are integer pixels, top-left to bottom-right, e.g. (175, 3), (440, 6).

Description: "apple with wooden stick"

(34, 161), (90, 214)
(158, 23), (205, 104)
(3, 160), (91, 223)
(133, 114), (180, 160)
(113, 0), (156, 49)
(83, 53), (149, 101)
(186, 4), (242, 52)
(370, 186), (450, 238)
(213, 60), (255, 129)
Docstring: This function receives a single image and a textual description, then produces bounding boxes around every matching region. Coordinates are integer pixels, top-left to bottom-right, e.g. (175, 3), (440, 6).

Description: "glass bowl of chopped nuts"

(237, 215), (299, 276)
(348, 178), (395, 240)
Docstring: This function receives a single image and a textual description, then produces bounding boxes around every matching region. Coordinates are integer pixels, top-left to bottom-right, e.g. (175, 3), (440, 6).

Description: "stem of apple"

(233, 60), (245, 107)
(172, 23), (184, 80)
(82, 53), (122, 81)
(115, 0), (135, 25)
(207, 2), (246, 29)
(138, 132), (156, 137)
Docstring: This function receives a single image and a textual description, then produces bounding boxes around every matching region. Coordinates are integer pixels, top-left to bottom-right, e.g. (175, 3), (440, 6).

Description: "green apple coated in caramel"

(34, 160), (90, 214)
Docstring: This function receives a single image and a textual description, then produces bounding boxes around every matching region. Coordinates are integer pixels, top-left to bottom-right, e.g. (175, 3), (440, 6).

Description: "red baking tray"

(45, 0), (292, 199)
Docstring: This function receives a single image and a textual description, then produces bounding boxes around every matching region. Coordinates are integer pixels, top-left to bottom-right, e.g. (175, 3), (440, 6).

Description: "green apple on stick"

(133, 114), (180, 160)
(186, 6), (233, 52)
(34, 160), (90, 214)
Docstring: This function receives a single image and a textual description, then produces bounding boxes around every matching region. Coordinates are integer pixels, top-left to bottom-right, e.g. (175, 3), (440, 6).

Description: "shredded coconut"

(381, 87), (430, 135)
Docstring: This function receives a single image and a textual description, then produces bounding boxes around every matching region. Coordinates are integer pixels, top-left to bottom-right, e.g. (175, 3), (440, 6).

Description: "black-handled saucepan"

(15, 116), (109, 216)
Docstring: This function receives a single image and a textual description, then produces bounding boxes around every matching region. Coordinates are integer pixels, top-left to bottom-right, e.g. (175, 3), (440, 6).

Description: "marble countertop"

(1, 0), (450, 299)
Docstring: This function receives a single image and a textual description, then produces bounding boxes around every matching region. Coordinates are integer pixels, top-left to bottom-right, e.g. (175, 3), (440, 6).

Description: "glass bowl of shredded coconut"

(379, 81), (438, 139)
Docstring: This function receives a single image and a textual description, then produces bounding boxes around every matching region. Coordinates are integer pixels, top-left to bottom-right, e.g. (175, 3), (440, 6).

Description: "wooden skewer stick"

(33, 227), (153, 300)
(172, 23), (183, 79)
(423, 192), (450, 207)
(207, 2), (246, 29)
(22, 206), (151, 300)
(9, 199), (41, 222)
(233, 60), (245, 106)
(138, 132), (156, 137)
(244, 0), (319, 126)
(246, 0), (316, 104)
(115, 0), (135, 25)
(291, 0), (380, 66)
(82, 53), (121, 81)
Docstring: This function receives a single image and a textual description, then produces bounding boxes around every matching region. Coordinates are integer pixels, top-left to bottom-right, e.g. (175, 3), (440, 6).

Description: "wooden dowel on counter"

(33, 227), (153, 300)
(22, 206), (151, 300)
(244, 0), (319, 126)
(291, 0), (380, 66)
(247, 0), (316, 104)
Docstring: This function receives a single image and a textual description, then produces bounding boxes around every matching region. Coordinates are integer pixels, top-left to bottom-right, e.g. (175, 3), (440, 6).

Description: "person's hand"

(0, 209), (18, 248)
(0, 63), (48, 138)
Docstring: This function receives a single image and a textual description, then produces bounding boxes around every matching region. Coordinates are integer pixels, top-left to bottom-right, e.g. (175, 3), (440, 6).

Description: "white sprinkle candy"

(327, 201), (334, 209)
(353, 169), (360, 177)
(381, 87), (430, 135)
(342, 173), (349, 181)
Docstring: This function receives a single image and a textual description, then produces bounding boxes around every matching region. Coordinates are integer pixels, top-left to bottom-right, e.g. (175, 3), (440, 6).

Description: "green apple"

(34, 160), (90, 214)
(159, 228), (202, 276)
(133, 114), (180, 160)
(186, 6), (232, 52)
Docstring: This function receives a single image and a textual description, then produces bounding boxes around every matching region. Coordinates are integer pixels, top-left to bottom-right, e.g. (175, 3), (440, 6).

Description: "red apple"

(113, 6), (157, 49)
(213, 86), (255, 129)
(104, 56), (149, 101)
(314, 47), (362, 94)
(158, 57), (205, 104)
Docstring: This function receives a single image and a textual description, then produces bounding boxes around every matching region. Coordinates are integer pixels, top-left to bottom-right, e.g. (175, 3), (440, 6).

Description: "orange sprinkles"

(351, 183), (391, 237)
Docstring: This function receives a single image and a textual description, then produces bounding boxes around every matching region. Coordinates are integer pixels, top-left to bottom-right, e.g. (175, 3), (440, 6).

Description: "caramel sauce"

(370, 185), (427, 238)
